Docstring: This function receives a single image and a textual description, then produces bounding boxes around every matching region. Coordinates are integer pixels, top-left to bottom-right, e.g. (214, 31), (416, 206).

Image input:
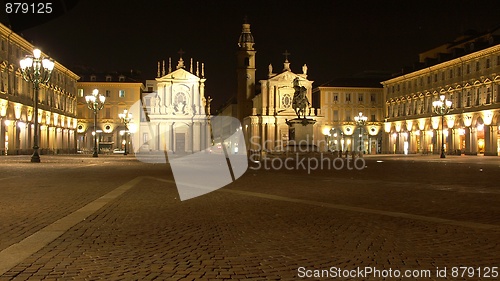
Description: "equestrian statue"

(292, 77), (310, 119)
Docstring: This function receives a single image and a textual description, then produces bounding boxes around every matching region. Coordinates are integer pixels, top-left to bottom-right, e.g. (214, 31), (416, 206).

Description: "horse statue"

(292, 77), (310, 119)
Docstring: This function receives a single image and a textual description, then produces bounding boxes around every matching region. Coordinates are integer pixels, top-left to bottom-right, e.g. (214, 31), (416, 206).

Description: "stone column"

(0, 119), (5, 155)
(422, 131), (427, 154)
(465, 127), (471, 154)
(166, 83), (172, 109)
(168, 122), (174, 152)
(267, 122), (275, 151)
(199, 82), (205, 115)
(261, 122), (267, 151)
(193, 121), (201, 152)
(261, 83), (268, 116)
(382, 132), (390, 154)
(251, 122), (259, 152)
(470, 127), (478, 155)
(158, 122), (168, 152)
(449, 129), (456, 154)
(187, 123), (193, 153)
(484, 125), (498, 156)
(465, 127), (478, 155)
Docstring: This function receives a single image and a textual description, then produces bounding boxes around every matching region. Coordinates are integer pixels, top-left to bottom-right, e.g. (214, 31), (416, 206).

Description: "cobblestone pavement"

(0, 154), (499, 280)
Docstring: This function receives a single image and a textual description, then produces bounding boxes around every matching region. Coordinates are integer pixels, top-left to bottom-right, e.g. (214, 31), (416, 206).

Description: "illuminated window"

(119, 90), (125, 98)
(78, 88), (84, 97)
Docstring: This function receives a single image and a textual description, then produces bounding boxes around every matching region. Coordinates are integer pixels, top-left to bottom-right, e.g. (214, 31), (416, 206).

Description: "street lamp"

(20, 48), (55, 163)
(118, 109), (132, 155)
(354, 112), (367, 155)
(432, 95), (452, 158)
(85, 89), (105, 157)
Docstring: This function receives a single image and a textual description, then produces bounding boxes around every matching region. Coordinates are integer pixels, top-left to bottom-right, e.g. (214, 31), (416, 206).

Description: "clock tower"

(236, 19), (256, 122)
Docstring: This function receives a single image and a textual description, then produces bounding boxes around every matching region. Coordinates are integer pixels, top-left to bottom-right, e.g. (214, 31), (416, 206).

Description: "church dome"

(238, 23), (254, 47)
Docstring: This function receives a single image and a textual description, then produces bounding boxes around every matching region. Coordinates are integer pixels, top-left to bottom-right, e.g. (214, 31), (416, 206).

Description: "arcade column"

(484, 124), (498, 156)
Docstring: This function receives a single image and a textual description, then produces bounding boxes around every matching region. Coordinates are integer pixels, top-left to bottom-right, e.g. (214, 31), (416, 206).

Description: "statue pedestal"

(286, 118), (318, 152)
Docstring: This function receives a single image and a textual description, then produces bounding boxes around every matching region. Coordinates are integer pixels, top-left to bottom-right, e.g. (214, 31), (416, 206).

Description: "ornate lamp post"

(118, 109), (132, 155)
(20, 48), (55, 163)
(354, 112), (367, 155)
(432, 95), (452, 158)
(85, 89), (105, 157)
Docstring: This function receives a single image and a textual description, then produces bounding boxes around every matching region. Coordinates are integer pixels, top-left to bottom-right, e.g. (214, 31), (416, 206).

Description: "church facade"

(235, 21), (324, 153)
(136, 56), (210, 154)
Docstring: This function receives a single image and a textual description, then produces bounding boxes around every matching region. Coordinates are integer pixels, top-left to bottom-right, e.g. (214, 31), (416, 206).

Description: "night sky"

(4, 0), (500, 110)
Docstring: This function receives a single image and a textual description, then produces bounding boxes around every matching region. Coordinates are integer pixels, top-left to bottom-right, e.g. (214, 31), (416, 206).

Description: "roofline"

(383, 43), (500, 85)
(0, 22), (79, 80)
(77, 81), (146, 88)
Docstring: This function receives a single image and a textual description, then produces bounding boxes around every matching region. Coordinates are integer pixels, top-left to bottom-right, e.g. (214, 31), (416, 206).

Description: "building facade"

(134, 56), (210, 154)
(0, 22), (79, 155)
(234, 21), (324, 153)
(314, 77), (385, 154)
(76, 72), (144, 153)
(244, 60), (321, 152)
(382, 29), (500, 156)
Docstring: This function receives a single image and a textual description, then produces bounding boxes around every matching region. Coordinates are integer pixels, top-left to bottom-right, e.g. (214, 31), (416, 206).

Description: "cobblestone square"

(0, 154), (499, 280)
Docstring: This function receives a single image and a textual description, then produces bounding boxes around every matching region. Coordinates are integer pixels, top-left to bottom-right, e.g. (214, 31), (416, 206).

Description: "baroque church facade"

(135, 55), (210, 154)
(234, 21), (324, 153)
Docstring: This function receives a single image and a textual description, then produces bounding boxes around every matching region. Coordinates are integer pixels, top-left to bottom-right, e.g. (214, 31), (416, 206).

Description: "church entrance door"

(175, 133), (185, 153)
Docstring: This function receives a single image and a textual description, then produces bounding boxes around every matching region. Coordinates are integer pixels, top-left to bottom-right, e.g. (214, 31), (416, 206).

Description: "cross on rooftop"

(282, 50), (291, 62)
(178, 48), (185, 58)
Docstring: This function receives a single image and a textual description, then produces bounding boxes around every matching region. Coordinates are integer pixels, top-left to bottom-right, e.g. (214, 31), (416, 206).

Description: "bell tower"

(236, 18), (256, 122)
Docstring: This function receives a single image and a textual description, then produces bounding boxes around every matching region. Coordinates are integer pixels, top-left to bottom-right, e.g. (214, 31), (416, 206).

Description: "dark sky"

(4, 0), (500, 110)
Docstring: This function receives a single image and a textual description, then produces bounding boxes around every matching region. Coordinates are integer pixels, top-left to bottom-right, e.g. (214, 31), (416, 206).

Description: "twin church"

(136, 21), (324, 155)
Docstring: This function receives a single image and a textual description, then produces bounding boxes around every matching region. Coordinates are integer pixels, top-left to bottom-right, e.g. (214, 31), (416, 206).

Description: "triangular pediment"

(156, 68), (200, 81)
(268, 70), (303, 82)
